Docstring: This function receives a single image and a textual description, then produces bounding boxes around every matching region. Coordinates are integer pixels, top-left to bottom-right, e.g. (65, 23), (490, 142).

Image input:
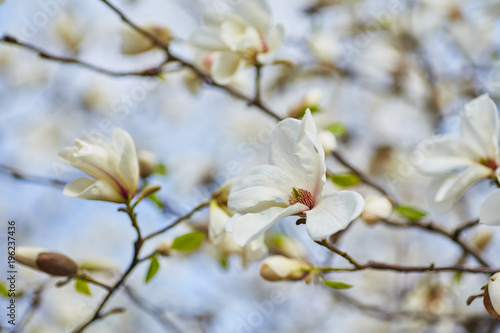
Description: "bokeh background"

(2, 0), (500, 332)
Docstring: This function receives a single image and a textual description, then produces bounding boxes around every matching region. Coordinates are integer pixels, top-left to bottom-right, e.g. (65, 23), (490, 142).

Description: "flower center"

(288, 188), (314, 209)
(480, 157), (499, 171)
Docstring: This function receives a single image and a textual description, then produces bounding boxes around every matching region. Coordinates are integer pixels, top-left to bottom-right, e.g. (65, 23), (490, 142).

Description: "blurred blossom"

(189, 0), (285, 83)
(58, 128), (139, 203)
(414, 94), (498, 212)
(54, 12), (85, 53)
(361, 195), (393, 225)
(259, 255), (312, 282)
(309, 32), (341, 65)
(226, 110), (365, 245)
(318, 130), (337, 155)
(120, 25), (172, 55)
(137, 150), (158, 179)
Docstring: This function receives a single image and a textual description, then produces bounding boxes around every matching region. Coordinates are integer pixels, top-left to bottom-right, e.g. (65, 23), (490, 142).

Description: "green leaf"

(148, 193), (165, 210)
(453, 271), (463, 284)
(0, 281), (8, 297)
(145, 256), (160, 284)
(395, 205), (427, 221)
(75, 278), (92, 296)
(330, 173), (361, 187)
(172, 232), (205, 251)
(323, 280), (353, 289)
(154, 163), (168, 176)
(307, 105), (321, 114)
(325, 122), (347, 137)
(219, 255), (229, 270)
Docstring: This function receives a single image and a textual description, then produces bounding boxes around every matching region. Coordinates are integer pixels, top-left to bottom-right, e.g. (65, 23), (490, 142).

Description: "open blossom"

(58, 128), (139, 203)
(189, 0), (285, 84)
(225, 110), (365, 246)
(414, 94), (499, 212)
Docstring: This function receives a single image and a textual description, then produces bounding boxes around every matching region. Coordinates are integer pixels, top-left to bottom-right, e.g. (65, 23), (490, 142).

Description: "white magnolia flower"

(189, 0), (285, 84)
(414, 94), (499, 212)
(59, 128), (139, 203)
(225, 110), (365, 246)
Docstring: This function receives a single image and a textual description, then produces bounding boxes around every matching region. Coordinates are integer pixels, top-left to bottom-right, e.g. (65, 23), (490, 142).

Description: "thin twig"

(143, 200), (209, 241)
(383, 219), (490, 267)
(0, 35), (166, 77)
(0, 164), (66, 188)
(124, 286), (186, 333)
(321, 262), (499, 274)
(318, 240), (362, 268)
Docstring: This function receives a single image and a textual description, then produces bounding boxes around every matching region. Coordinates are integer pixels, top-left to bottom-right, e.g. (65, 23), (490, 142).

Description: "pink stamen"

(288, 188), (314, 209)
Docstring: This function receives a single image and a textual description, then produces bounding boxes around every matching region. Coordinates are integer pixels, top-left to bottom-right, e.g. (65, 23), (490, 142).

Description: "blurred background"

(1, 0), (500, 332)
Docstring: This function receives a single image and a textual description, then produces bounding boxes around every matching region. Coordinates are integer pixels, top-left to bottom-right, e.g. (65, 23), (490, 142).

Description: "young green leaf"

(0, 281), (8, 297)
(172, 232), (205, 251)
(75, 278), (92, 296)
(395, 205), (427, 221)
(325, 122), (347, 137)
(145, 256), (160, 284)
(154, 163), (168, 176)
(330, 173), (361, 187)
(323, 280), (353, 289)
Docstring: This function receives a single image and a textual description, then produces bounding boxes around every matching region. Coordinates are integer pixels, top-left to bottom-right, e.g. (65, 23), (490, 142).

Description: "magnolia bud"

(361, 195), (393, 225)
(484, 273), (500, 318)
(121, 25), (172, 55)
(15, 247), (78, 276)
(156, 240), (172, 257)
(473, 230), (493, 252)
(55, 13), (85, 51)
(269, 234), (305, 259)
(135, 184), (162, 205)
(259, 255), (311, 282)
(288, 90), (323, 118)
(318, 130), (337, 155)
(138, 150), (158, 178)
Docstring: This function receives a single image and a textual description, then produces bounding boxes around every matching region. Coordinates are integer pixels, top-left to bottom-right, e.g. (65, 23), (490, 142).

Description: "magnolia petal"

(189, 29), (228, 51)
(256, 23), (285, 64)
(58, 140), (120, 190)
(113, 128), (139, 198)
(209, 200), (231, 244)
(235, 26), (262, 53)
(268, 118), (310, 189)
(460, 94), (500, 159)
(211, 52), (246, 84)
(426, 165), (492, 213)
(228, 164), (295, 213)
(295, 110), (326, 200)
(305, 191), (365, 241)
(414, 135), (478, 175)
(63, 177), (125, 203)
(480, 190), (500, 225)
(225, 204), (307, 246)
(219, 17), (249, 50)
(243, 235), (268, 262)
(235, 0), (271, 36)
